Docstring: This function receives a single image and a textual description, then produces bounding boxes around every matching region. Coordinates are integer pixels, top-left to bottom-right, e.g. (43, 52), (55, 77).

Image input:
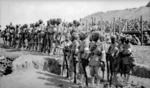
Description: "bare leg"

(91, 77), (95, 87)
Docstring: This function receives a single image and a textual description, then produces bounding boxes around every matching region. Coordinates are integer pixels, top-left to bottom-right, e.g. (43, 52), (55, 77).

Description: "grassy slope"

(133, 45), (150, 67)
(80, 6), (150, 24)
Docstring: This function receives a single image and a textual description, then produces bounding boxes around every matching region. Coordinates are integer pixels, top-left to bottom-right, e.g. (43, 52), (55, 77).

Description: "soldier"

(29, 28), (35, 51)
(132, 34), (141, 45)
(99, 34), (108, 81)
(55, 32), (61, 55)
(106, 35), (119, 86)
(122, 37), (134, 81)
(69, 31), (80, 83)
(143, 32), (150, 44)
(61, 34), (71, 78)
(89, 31), (103, 87)
(78, 32), (90, 87)
(36, 30), (41, 51)
(34, 24), (39, 51)
(0, 25), (1, 32)
(49, 27), (56, 55)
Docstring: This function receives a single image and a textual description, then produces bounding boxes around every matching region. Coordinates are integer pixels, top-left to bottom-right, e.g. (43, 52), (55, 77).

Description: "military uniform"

(107, 41), (119, 72)
(69, 32), (79, 83)
(122, 42), (133, 74)
(89, 40), (103, 77)
(69, 39), (79, 72)
(62, 39), (72, 77)
(78, 38), (90, 74)
(88, 31), (103, 78)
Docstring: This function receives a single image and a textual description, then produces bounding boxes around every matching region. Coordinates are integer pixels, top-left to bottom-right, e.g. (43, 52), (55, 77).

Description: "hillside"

(80, 6), (150, 24)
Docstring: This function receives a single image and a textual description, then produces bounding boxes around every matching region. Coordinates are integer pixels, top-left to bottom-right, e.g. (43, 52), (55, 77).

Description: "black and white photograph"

(0, 0), (150, 88)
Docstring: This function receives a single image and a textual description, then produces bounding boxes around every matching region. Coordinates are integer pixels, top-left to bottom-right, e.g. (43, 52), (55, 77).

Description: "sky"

(0, 0), (149, 29)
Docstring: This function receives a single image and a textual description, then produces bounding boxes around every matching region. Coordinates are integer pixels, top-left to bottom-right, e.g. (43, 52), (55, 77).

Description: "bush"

(146, 1), (150, 7)
(46, 58), (61, 75)
(132, 66), (150, 78)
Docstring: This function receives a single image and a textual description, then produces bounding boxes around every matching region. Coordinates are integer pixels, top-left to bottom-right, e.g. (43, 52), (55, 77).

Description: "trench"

(0, 54), (63, 77)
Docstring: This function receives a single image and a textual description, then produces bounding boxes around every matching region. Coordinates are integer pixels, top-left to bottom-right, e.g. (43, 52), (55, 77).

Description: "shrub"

(132, 65), (150, 78)
(146, 1), (150, 7)
(46, 58), (61, 75)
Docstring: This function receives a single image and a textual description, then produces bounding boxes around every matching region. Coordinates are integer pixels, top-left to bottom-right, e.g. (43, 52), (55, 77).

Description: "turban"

(71, 32), (79, 40)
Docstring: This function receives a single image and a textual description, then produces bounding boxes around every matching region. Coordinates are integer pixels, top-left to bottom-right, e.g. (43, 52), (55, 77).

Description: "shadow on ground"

(6, 49), (22, 52)
(37, 71), (78, 88)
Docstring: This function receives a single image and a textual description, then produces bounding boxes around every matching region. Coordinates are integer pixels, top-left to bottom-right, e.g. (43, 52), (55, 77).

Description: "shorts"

(90, 66), (100, 77)
(123, 64), (131, 74)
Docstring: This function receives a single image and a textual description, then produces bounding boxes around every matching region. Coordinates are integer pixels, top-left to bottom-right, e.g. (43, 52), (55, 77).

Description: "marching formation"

(0, 18), (149, 88)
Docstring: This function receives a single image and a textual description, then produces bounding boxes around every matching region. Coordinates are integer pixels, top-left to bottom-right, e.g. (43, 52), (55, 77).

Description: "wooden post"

(113, 18), (115, 35)
(100, 17), (103, 31)
(91, 17), (93, 26)
(94, 17), (96, 26)
(86, 20), (88, 31)
(140, 16), (143, 45)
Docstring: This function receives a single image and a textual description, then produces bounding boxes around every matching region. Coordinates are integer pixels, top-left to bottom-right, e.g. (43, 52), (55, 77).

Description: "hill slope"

(81, 6), (150, 24)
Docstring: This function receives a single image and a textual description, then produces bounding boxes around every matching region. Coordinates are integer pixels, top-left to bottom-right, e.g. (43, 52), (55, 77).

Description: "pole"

(95, 17), (96, 26)
(91, 17), (93, 26)
(140, 16), (143, 45)
(113, 18), (115, 35)
(86, 20), (87, 31)
(101, 17), (103, 31)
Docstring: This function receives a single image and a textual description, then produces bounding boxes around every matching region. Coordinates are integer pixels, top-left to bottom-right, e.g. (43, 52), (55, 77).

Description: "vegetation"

(146, 1), (150, 7)
(45, 57), (61, 75)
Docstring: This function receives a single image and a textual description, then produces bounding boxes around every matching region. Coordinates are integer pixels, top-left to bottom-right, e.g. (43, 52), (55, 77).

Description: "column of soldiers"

(1, 18), (149, 87)
(0, 20), (65, 55)
(62, 29), (135, 88)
